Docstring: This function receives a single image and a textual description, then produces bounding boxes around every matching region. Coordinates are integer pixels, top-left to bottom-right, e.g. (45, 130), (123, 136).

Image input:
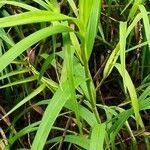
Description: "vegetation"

(0, 0), (150, 149)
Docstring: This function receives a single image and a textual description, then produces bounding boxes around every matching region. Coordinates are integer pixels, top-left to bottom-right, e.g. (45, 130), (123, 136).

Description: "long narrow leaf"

(0, 76), (37, 89)
(0, 25), (72, 72)
(139, 5), (150, 50)
(0, 11), (74, 28)
(31, 81), (71, 150)
(119, 22), (127, 93)
(115, 63), (142, 127)
(46, 135), (89, 149)
(0, 84), (45, 120)
(63, 31), (82, 134)
(0, 68), (31, 80)
(89, 123), (106, 150)
(85, 0), (101, 60)
(0, 1), (38, 11)
(103, 44), (120, 79)
(128, 0), (141, 19)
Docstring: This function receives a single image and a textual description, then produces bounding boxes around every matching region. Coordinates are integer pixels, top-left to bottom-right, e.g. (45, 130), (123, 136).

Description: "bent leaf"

(0, 25), (72, 72)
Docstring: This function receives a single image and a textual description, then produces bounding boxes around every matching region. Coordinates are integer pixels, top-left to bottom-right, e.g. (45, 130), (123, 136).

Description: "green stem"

(82, 43), (101, 124)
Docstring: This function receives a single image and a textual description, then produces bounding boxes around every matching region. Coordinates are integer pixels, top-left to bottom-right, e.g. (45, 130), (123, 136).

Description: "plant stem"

(82, 43), (101, 124)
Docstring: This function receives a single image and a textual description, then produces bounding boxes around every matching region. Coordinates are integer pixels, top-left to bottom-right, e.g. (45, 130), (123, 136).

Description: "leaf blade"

(0, 25), (72, 72)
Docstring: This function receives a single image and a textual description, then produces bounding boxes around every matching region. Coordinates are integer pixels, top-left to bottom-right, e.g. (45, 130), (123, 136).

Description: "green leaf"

(34, 98), (97, 128)
(115, 63), (142, 127)
(126, 13), (142, 36)
(128, 0), (141, 19)
(85, 0), (101, 60)
(89, 123), (106, 150)
(109, 96), (150, 148)
(139, 97), (150, 110)
(70, 32), (83, 64)
(0, 11), (73, 28)
(0, 84), (45, 120)
(63, 30), (82, 134)
(67, 0), (78, 16)
(79, 0), (92, 27)
(0, 28), (14, 46)
(30, 65), (58, 92)
(0, 1), (38, 11)
(0, 68), (31, 80)
(109, 109), (133, 149)
(139, 85), (150, 101)
(33, 0), (51, 10)
(65, 100), (97, 127)
(0, 75), (37, 89)
(103, 12), (144, 80)
(31, 81), (71, 150)
(9, 121), (40, 145)
(0, 25), (72, 72)
(119, 22), (127, 93)
(126, 41), (148, 53)
(38, 53), (55, 82)
(103, 44), (120, 79)
(139, 5), (150, 50)
(46, 135), (89, 149)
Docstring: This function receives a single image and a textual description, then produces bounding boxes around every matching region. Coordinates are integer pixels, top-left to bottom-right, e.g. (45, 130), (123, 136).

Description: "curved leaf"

(0, 1), (38, 11)
(31, 81), (71, 150)
(0, 25), (72, 72)
(46, 135), (89, 150)
(0, 11), (74, 28)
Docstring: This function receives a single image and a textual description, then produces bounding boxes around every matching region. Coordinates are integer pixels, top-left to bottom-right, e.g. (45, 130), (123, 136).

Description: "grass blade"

(67, 0), (78, 17)
(0, 1), (38, 11)
(89, 123), (106, 150)
(65, 100), (97, 127)
(79, 0), (92, 27)
(0, 68), (30, 80)
(31, 81), (71, 150)
(0, 11), (73, 28)
(33, 0), (50, 10)
(9, 121), (40, 145)
(0, 25), (72, 72)
(0, 76), (37, 89)
(126, 13), (143, 36)
(0, 84), (45, 120)
(63, 31), (82, 134)
(119, 21), (127, 93)
(46, 135), (89, 149)
(139, 5), (150, 50)
(128, 0), (141, 19)
(85, 0), (101, 60)
(103, 44), (120, 79)
(38, 53), (55, 82)
(115, 63), (143, 127)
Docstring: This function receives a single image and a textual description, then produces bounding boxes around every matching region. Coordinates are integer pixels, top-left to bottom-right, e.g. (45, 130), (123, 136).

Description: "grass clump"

(0, 0), (150, 149)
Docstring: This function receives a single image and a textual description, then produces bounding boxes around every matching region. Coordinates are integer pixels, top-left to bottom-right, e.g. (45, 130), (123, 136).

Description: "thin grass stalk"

(82, 42), (101, 124)
(63, 31), (83, 135)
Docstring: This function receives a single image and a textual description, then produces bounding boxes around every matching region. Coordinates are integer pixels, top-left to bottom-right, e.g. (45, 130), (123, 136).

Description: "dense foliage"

(0, 0), (150, 149)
